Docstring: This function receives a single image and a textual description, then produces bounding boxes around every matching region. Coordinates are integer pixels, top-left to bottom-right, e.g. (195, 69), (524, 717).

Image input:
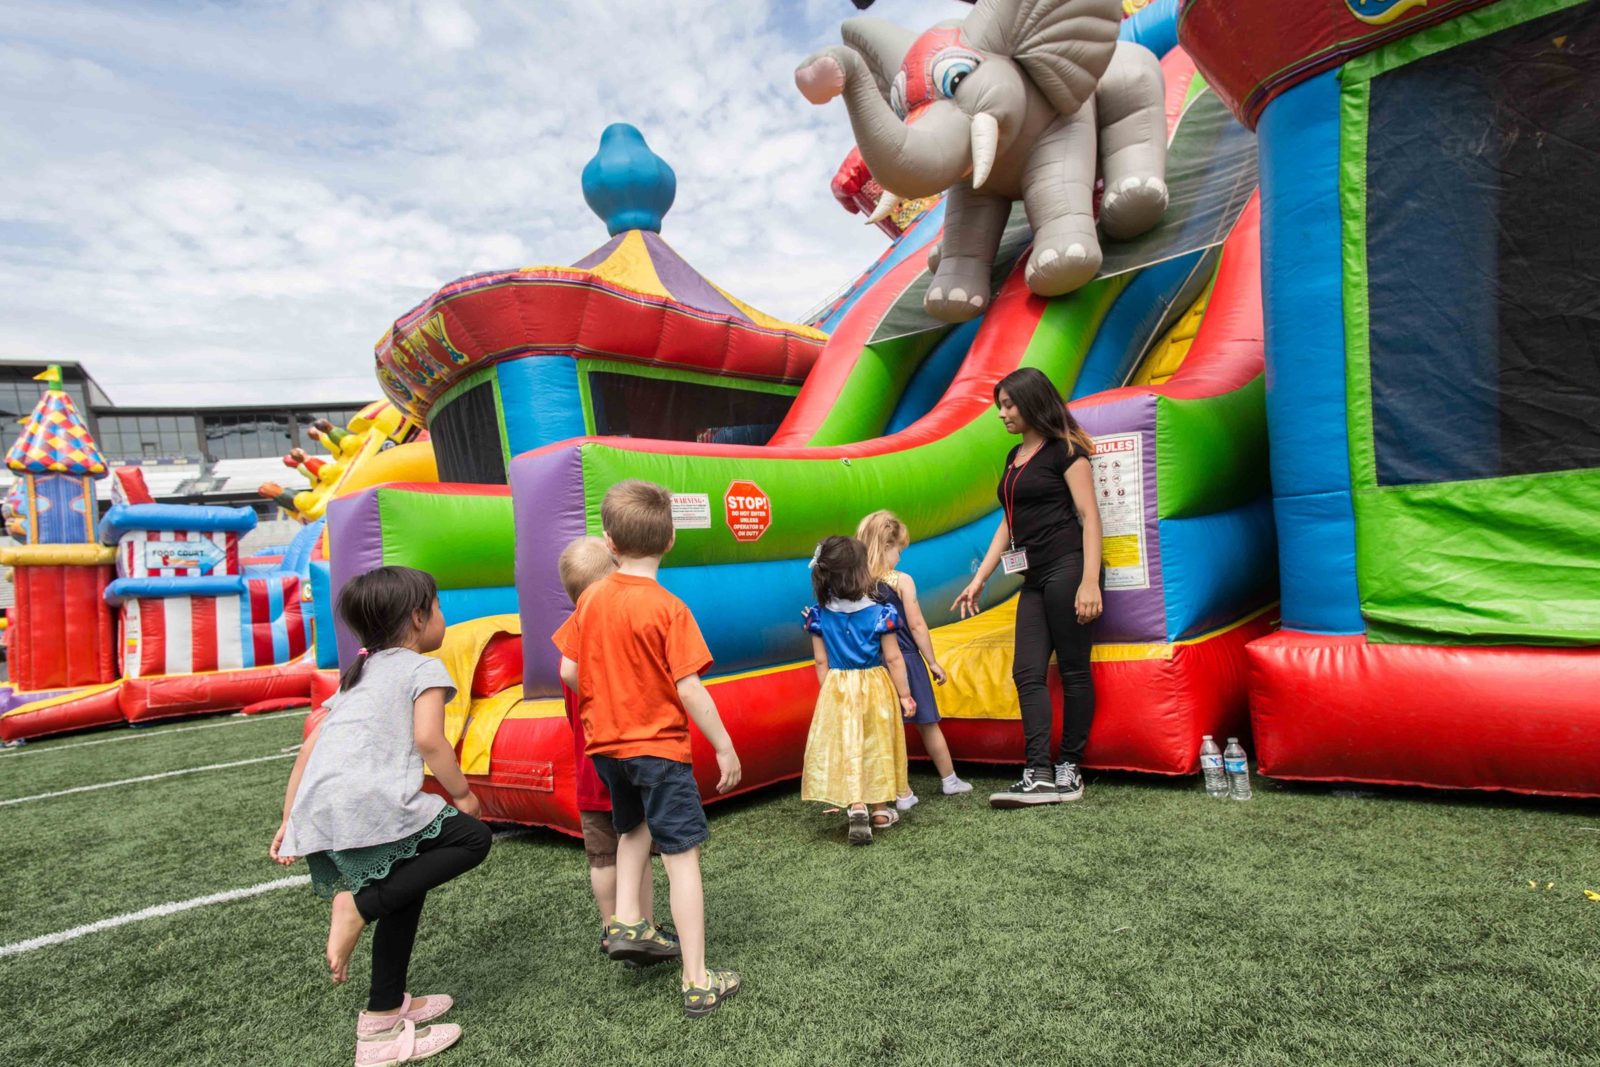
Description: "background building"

(0, 360), (367, 519)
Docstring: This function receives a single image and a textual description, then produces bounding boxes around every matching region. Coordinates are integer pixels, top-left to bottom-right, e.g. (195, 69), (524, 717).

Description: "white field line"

(0, 826), (540, 957)
(0, 709), (310, 759)
(0, 875), (311, 958)
(0, 753), (296, 807)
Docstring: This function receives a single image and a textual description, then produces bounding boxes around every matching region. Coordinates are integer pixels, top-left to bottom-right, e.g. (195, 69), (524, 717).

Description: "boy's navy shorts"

(591, 755), (709, 855)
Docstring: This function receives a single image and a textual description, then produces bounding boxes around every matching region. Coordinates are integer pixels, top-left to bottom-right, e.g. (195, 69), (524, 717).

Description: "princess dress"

(800, 598), (910, 808)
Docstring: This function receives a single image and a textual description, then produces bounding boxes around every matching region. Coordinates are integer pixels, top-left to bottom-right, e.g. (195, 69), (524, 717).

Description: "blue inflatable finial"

(581, 124), (676, 236)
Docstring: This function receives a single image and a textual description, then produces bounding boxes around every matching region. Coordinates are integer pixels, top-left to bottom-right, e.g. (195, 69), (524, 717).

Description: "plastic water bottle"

(1199, 735), (1228, 798)
(1224, 737), (1252, 801)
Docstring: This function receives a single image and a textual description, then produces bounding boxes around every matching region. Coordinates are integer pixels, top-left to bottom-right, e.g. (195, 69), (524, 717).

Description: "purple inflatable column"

(326, 488), (387, 667)
(1073, 393), (1167, 644)
(510, 444), (590, 698)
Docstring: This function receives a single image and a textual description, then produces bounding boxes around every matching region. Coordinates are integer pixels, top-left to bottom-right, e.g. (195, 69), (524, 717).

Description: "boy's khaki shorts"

(579, 811), (660, 868)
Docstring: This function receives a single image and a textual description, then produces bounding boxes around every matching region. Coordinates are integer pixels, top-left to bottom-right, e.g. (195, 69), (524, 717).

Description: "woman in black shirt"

(952, 368), (1104, 806)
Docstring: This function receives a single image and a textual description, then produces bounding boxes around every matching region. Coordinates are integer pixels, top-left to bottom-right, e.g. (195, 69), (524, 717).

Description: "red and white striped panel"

(118, 530), (241, 579)
(121, 596), (246, 678)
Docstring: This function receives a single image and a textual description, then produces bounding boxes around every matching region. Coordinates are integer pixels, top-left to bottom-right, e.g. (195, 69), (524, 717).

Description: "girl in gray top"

(271, 566), (492, 1065)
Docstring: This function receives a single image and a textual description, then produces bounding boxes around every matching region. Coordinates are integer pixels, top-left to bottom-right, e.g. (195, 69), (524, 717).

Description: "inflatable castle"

(0, 386), (421, 740)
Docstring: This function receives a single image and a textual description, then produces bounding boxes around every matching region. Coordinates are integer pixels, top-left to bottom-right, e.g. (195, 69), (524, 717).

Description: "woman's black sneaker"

(989, 768), (1062, 807)
(1054, 761), (1085, 801)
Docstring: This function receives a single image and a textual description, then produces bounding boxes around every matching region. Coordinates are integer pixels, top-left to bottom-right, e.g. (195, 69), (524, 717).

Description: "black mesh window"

(1365, 4), (1600, 486)
(587, 372), (794, 445)
(429, 381), (506, 484)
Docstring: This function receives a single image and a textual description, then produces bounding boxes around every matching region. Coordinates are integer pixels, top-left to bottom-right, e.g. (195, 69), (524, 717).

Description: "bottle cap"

(1227, 737), (1239, 743)
(1202, 734), (1213, 739)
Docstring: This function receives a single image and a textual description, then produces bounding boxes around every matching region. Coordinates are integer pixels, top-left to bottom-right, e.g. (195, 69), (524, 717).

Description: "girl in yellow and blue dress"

(801, 536), (917, 846)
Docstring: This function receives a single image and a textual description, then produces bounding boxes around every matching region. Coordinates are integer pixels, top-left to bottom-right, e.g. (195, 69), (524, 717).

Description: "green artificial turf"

(1, 710), (1597, 1066)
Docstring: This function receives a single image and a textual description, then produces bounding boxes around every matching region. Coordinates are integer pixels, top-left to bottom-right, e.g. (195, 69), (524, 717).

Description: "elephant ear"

(841, 16), (918, 101)
(963, 0), (1124, 116)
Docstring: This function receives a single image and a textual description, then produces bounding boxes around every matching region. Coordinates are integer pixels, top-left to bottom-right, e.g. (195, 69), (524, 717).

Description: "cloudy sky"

(2, 0), (965, 406)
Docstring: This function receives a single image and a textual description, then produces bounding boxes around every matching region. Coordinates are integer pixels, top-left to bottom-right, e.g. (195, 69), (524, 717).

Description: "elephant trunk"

(839, 69), (972, 200)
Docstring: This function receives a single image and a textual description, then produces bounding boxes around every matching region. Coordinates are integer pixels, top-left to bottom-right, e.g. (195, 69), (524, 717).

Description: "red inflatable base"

(1248, 631), (1600, 798)
(120, 661), (316, 724)
(309, 668), (340, 713)
(931, 612), (1272, 774)
(0, 684), (123, 743)
(465, 665), (821, 834)
(448, 614), (1270, 831)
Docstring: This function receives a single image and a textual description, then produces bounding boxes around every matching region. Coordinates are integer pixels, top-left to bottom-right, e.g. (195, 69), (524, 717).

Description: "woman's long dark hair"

(811, 536), (873, 604)
(994, 368), (1094, 455)
(336, 565), (438, 691)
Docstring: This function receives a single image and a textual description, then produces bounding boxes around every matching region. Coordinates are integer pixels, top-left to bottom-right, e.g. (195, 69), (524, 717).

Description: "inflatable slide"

(324, 2), (1279, 831)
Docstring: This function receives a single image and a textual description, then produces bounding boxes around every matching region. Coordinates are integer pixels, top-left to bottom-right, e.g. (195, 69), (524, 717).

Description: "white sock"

(895, 791), (919, 811)
(941, 773), (972, 794)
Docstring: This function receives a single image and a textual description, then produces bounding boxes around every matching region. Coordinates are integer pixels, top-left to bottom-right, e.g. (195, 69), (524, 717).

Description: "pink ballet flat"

(357, 993), (454, 1038)
(354, 1018), (460, 1066)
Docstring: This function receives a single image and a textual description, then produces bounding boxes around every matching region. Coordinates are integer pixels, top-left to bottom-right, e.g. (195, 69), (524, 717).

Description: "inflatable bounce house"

(319, 0), (1290, 832)
(15, 0), (1594, 815)
(0, 385), (424, 741)
(1180, 0), (1600, 797)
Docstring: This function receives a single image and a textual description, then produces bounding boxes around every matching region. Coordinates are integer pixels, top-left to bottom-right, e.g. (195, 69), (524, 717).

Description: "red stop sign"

(724, 480), (771, 543)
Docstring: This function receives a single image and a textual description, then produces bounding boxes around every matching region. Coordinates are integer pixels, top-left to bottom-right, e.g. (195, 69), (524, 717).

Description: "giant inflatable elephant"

(797, 0), (1168, 322)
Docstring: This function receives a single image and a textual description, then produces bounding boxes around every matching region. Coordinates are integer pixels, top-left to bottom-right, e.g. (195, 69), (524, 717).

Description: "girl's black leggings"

(1012, 552), (1097, 773)
(353, 810), (492, 1011)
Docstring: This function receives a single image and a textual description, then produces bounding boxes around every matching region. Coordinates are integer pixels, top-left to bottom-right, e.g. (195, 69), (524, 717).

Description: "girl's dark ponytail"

(335, 566), (439, 691)
(337, 646), (374, 693)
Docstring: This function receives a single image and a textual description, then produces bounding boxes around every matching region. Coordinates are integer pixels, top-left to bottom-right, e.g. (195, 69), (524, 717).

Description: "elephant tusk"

(867, 192), (903, 225)
(969, 112), (999, 190)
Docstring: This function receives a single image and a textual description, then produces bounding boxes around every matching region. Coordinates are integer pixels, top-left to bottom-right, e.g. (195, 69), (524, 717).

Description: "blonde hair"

(557, 536), (616, 604)
(601, 479), (675, 558)
(855, 510), (910, 581)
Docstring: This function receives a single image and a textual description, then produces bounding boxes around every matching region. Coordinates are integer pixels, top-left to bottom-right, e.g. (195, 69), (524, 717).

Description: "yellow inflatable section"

(333, 439), (437, 498)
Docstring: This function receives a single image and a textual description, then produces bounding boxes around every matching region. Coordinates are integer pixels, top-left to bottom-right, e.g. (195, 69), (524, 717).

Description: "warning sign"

(724, 481), (771, 543)
(671, 493), (711, 530)
(1091, 433), (1148, 591)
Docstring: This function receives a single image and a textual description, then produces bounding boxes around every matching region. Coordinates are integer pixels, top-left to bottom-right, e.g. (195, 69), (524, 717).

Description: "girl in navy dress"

(856, 510), (972, 808)
(801, 536), (918, 845)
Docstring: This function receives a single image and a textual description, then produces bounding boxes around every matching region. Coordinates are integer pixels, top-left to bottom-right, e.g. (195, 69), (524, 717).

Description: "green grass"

(2, 710), (1598, 1066)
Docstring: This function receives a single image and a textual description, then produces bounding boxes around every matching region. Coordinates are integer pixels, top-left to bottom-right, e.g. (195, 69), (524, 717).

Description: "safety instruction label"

(671, 493), (711, 530)
(1091, 433), (1148, 591)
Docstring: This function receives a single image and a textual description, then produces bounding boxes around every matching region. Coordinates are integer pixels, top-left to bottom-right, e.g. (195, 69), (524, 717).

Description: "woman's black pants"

(353, 811), (492, 1011)
(1012, 552), (1097, 773)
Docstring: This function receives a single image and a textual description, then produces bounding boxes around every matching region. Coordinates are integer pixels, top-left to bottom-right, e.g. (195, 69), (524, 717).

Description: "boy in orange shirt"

(553, 480), (743, 1018)
(556, 536), (671, 966)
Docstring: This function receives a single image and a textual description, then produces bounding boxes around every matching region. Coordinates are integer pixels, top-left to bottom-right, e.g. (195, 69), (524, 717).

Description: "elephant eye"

(889, 71), (908, 120)
(931, 50), (979, 99)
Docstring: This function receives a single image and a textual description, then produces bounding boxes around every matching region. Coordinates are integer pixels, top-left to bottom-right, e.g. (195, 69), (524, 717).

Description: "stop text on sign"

(724, 480), (771, 543)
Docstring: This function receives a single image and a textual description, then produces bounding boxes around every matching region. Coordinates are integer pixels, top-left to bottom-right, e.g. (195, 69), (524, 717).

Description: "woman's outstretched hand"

(952, 580), (984, 619)
(1076, 581), (1103, 625)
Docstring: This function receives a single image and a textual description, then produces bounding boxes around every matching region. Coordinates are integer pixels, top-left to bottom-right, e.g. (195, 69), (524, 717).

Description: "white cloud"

(1, 0), (967, 406)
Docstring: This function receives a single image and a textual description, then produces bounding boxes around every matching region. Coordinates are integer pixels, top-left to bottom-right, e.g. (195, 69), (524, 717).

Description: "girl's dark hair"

(994, 368), (1094, 455)
(811, 536), (873, 604)
(337, 565), (439, 691)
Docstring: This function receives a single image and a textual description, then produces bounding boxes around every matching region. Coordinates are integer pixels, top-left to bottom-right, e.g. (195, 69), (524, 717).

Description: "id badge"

(1001, 547), (1029, 575)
